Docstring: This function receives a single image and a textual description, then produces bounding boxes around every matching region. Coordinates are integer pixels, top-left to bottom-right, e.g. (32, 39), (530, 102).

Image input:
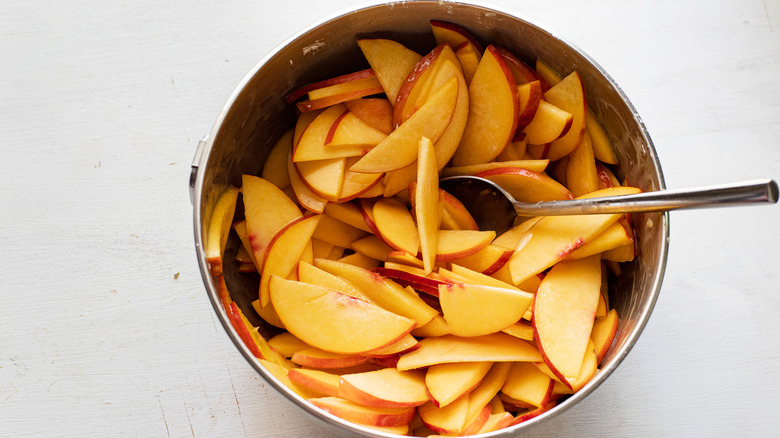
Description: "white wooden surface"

(2, 0), (779, 436)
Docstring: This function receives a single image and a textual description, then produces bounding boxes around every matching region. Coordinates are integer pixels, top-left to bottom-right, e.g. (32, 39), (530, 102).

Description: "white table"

(2, 0), (779, 436)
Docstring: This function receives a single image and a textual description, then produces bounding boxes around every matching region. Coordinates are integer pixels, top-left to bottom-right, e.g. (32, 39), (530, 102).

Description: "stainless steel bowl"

(190, 1), (668, 436)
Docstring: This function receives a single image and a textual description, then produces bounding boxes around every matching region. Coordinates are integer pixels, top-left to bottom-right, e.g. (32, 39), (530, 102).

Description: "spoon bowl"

(440, 175), (778, 235)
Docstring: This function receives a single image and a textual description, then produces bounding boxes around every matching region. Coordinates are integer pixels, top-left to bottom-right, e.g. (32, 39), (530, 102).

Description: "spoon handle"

(512, 179), (779, 216)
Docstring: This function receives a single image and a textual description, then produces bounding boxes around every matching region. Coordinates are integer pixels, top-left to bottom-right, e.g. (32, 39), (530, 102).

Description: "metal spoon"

(439, 175), (778, 234)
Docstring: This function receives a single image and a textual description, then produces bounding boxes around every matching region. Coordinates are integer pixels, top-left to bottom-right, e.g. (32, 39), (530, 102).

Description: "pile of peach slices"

(205, 20), (638, 436)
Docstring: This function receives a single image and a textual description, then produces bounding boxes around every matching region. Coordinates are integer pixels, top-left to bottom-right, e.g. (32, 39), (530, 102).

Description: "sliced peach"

(261, 129), (293, 189)
(533, 255), (601, 386)
(568, 220), (633, 260)
(463, 362), (512, 425)
(438, 283), (533, 337)
(297, 260), (370, 301)
(205, 186), (239, 276)
(501, 362), (554, 408)
(396, 333), (541, 370)
(476, 167), (573, 203)
(586, 107), (618, 164)
(309, 397), (416, 428)
(325, 110), (387, 148)
(292, 347), (369, 369)
(454, 41), (481, 84)
(522, 100), (573, 145)
(439, 188), (480, 231)
(516, 80), (543, 129)
(286, 152), (327, 213)
(259, 359), (320, 399)
(294, 158), (345, 202)
(372, 197), (420, 255)
(226, 302), (289, 368)
(338, 367), (429, 408)
(544, 71), (587, 160)
(415, 136), (440, 273)
(426, 361), (492, 408)
(450, 244), (514, 275)
(286, 68), (375, 104)
(287, 368), (341, 397)
(453, 45), (519, 166)
(241, 174), (302, 271)
(344, 98), (394, 135)
(441, 159), (549, 177)
(311, 213), (369, 248)
(496, 47), (539, 85)
(357, 39), (422, 105)
(337, 157), (384, 202)
(267, 332), (309, 358)
(323, 201), (372, 233)
(259, 215), (321, 307)
(435, 229), (495, 261)
(270, 276), (416, 355)
(502, 320), (535, 342)
(296, 76), (384, 112)
(592, 308), (619, 364)
(566, 131), (599, 197)
(430, 20), (484, 53)
(418, 396), (470, 435)
(293, 104), (369, 162)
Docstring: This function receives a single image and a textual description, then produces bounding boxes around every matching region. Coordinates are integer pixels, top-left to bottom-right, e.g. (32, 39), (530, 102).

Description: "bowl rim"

(191, 1), (670, 436)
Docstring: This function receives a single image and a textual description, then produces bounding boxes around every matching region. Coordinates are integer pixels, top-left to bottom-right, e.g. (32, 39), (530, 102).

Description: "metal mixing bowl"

(189, 1), (669, 436)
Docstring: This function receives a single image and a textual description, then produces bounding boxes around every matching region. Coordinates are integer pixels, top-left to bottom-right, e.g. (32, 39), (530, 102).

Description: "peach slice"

(566, 131), (599, 197)
(363, 334), (420, 358)
(396, 333), (541, 370)
(336, 252), (380, 270)
(423, 57), (470, 172)
(497, 47), (539, 85)
(296, 76), (384, 112)
(586, 107), (618, 164)
(286, 68), (375, 104)
(350, 235), (392, 262)
(418, 396), (471, 435)
(325, 110), (387, 148)
(426, 361), (492, 408)
(477, 412), (515, 434)
(292, 347), (369, 369)
(438, 283), (533, 337)
(475, 167), (573, 203)
(267, 331), (309, 358)
(251, 298), (285, 329)
(439, 188), (480, 231)
(509, 400), (558, 426)
(568, 220), (633, 260)
(533, 255), (601, 386)
(338, 367), (429, 408)
(416, 136), (439, 273)
(226, 302), (289, 369)
(441, 159), (549, 177)
(323, 201), (373, 233)
(270, 276), (416, 355)
(261, 129), (293, 189)
(592, 308), (619, 364)
(337, 158), (384, 202)
(373, 265), (450, 297)
(259, 360), (321, 399)
(463, 362), (512, 423)
(454, 41), (481, 84)
(453, 45), (519, 166)
(286, 152), (327, 213)
(357, 39), (422, 105)
(314, 258), (439, 327)
(287, 368), (341, 397)
(297, 260), (370, 301)
(372, 197), (420, 255)
(381, 162), (418, 197)
(308, 397), (416, 428)
(495, 137), (528, 161)
(522, 100), (573, 145)
(430, 20), (484, 53)
(435, 229), (495, 261)
(545, 339), (599, 394)
(311, 213), (369, 248)
(516, 80), (543, 129)
(501, 362), (554, 408)
(507, 186), (640, 284)
(411, 314), (450, 338)
(460, 405), (492, 436)
(502, 320), (535, 342)
(450, 244), (514, 275)
(351, 76), (459, 173)
(205, 186), (239, 276)
(293, 104), (370, 162)
(241, 174), (302, 271)
(344, 98), (394, 135)
(393, 44), (450, 126)
(259, 215), (322, 307)
(544, 71), (587, 160)
(535, 58), (562, 88)
(294, 158), (346, 202)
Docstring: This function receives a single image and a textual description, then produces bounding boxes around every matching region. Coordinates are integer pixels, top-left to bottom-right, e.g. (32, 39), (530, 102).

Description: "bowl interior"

(193, 1), (668, 436)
